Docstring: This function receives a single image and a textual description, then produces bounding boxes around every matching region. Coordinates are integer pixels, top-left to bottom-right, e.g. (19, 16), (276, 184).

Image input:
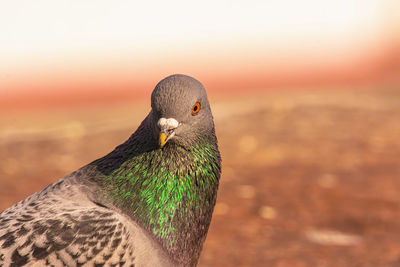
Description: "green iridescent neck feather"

(106, 141), (220, 236)
(89, 119), (221, 263)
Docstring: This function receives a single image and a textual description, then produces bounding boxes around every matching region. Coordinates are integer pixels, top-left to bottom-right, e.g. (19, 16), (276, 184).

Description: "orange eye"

(192, 102), (200, 115)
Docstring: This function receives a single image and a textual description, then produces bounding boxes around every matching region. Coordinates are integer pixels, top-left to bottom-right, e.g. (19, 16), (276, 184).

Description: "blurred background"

(1, 0), (399, 266)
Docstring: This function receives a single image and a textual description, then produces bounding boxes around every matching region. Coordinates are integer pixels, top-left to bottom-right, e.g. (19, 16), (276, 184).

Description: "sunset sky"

(0, 0), (399, 108)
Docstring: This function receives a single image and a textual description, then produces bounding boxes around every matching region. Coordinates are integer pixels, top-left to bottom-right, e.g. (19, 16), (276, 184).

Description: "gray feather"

(0, 74), (221, 267)
(0, 175), (174, 266)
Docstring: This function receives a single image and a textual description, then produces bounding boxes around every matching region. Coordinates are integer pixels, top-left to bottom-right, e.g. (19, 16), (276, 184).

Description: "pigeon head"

(150, 74), (215, 149)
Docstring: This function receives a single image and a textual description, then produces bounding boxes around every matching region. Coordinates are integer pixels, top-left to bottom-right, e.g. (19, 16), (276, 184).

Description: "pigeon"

(0, 74), (221, 267)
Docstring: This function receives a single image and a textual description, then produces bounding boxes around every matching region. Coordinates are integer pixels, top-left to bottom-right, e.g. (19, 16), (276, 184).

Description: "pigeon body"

(0, 74), (221, 267)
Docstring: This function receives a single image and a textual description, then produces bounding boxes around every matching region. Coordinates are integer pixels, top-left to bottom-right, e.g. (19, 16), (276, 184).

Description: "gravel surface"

(1, 89), (399, 266)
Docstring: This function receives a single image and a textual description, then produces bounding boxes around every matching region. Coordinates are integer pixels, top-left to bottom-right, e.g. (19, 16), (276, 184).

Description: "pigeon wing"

(0, 180), (136, 266)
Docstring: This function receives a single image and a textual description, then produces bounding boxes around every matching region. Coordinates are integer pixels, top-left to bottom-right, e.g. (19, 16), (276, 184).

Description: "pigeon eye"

(192, 102), (200, 115)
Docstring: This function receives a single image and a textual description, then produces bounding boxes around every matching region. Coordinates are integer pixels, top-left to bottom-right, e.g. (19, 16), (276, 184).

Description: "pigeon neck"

(92, 120), (221, 266)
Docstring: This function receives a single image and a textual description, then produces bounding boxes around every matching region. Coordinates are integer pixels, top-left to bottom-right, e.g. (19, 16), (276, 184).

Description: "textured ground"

(1, 88), (399, 266)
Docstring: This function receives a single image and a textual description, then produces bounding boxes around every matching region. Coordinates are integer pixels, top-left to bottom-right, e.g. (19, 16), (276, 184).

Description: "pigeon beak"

(157, 118), (179, 148)
(159, 130), (175, 148)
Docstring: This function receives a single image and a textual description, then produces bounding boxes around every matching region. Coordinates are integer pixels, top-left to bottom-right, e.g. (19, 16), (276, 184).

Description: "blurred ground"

(1, 88), (400, 266)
